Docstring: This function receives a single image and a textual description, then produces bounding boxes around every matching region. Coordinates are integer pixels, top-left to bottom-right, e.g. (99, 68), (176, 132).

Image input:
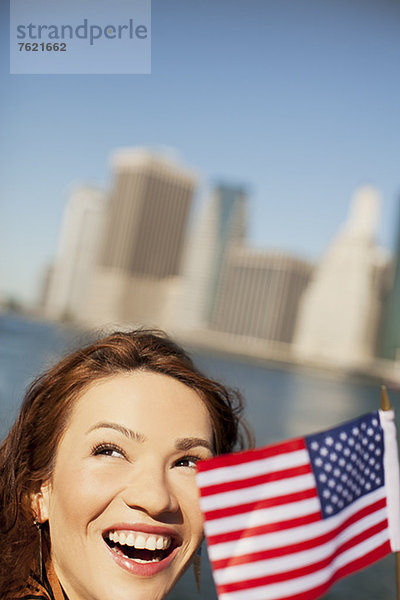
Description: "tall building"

(293, 186), (388, 367)
(210, 247), (312, 344)
(83, 148), (196, 327)
(178, 183), (247, 331)
(42, 185), (106, 320)
(378, 198), (400, 361)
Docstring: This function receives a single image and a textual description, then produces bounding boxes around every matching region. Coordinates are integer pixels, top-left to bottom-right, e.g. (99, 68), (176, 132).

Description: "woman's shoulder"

(6, 564), (66, 600)
(5, 576), (51, 599)
(9, 593), (50, 600)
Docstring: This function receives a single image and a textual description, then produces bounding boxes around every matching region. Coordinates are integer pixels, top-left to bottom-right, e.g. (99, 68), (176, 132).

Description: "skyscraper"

(178, 183), (247, 331)
(42, 185), (106, 320)
(293, 186), (387, 367)
(210, 247), (312, 344)
(100, 149), (195, 277)
(83, 148), (196, 327)
(378, 198), (400, 361)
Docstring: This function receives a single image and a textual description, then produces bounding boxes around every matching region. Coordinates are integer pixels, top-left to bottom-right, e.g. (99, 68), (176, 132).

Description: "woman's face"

(39, 370), (213, 600)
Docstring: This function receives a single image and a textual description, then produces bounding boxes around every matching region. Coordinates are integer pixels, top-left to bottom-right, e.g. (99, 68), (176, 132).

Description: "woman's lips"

(104, 536), (180, 577)
(103, 523), (181, 577)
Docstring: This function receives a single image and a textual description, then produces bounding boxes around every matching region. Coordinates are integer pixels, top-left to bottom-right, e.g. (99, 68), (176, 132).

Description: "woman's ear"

(31, 482), (51, 523)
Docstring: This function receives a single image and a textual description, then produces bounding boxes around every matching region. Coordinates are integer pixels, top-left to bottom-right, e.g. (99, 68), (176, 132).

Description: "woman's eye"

(91, 443), (126, 458)
(174, 456), (200, 469)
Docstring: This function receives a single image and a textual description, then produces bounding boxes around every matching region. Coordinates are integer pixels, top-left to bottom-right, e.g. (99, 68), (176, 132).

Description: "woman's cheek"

(174, 474), (204, 518)
(51, 460), (124, 520)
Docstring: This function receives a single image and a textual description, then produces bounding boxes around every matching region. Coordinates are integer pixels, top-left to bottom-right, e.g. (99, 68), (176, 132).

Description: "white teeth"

(132, 557), (161, 563)
(107, 530), (172, 551)
(134, 534), (146, 549)
(164, 537), (171, 550)
(118, 532), (126, 545)
(145, 535), (157, 551)
(156, 536), (164, 550)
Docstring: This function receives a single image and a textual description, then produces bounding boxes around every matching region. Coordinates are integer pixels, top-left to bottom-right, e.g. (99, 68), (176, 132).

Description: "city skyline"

(1, 0), (400, 304)
(38, 146), (399, 377)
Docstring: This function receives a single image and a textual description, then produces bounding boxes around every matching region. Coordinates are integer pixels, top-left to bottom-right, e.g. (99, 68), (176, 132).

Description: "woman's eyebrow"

(87, 424), (212, 452)
(87, 421), (146, 442)
(175, 437), (213, 453)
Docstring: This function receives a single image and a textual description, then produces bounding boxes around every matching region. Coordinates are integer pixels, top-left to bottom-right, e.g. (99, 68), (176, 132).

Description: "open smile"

(103, 526), (181, 576)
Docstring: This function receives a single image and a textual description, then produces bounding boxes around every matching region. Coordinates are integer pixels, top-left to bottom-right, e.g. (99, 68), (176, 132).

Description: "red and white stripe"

(197, 414), (399, 600)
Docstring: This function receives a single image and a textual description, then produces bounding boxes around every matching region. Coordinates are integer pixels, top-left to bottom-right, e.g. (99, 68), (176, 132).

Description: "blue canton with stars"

(305, 412), (385, 518)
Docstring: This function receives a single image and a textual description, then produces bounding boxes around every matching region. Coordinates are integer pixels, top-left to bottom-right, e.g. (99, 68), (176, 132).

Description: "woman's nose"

(121, 463), (180, 517)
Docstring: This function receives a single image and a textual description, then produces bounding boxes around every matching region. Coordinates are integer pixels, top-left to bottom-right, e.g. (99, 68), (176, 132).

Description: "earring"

(193, 545), (202, 593)
(33, 519), (43, 584)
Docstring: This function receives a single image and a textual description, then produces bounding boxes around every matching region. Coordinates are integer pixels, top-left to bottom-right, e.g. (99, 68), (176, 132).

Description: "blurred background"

(1, 1), (400, 598)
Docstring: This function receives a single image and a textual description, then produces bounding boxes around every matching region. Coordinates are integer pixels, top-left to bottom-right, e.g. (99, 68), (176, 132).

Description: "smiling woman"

(0, 329), (253, 600)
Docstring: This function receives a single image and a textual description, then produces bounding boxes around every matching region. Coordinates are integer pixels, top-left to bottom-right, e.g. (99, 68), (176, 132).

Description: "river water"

(1, 313), (398, 599)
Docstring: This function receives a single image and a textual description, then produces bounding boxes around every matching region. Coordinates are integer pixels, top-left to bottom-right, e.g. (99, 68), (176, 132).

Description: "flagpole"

(380, 385), (400, 600)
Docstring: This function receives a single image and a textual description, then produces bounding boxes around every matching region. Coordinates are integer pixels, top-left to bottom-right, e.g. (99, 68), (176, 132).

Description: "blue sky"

(1, 0), (400, 304)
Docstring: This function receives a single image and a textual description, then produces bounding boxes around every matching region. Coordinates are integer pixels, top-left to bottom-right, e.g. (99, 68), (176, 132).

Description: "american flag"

(197, 410), (400, 600)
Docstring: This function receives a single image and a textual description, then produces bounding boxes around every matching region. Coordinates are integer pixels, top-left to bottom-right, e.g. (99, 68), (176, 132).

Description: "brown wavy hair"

(0, 328), (253, 596)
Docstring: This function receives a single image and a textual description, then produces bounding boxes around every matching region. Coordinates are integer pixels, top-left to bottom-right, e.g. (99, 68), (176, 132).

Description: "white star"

(367, 427), (374, 436)
(375, 434), (381, 442)
(365, 482), (371, 490)
(320, 447), (329, 457)
(310, 441), (319, 451)
(376, 477), (381, 485)
(371, 473), (376, 481)
(340, 432), (348, 441)
(351, 453), (357, 462)
(344, 448), (351, 457)
(361, 422), (367, 430)
(337, 484), (343, 493)
(369, 458), (376, 466)
(334, 468), (341, 477)
(315, 457), (323, 467)
(332, 495), (339, 504)
(375, 449), (381, 456)
(325, 505), (333, 514)
(348, 437), (355, 446)
(319, 473), (328, 483)
(325, 436), (334, 446)
(352, 427), (360, 436)
(368, 443), (375, 451)
(328, 478), (336, 488)
(375, 463), (380, 470)
(372, 418), (378, 427)
(324, 463), (333, 472)
(339, 458), (346, 467)
(323, 489), (331, 498)
(330, 453), (338, 462)
(338, 500), (344, 509)
(335, 442), (343, 451)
